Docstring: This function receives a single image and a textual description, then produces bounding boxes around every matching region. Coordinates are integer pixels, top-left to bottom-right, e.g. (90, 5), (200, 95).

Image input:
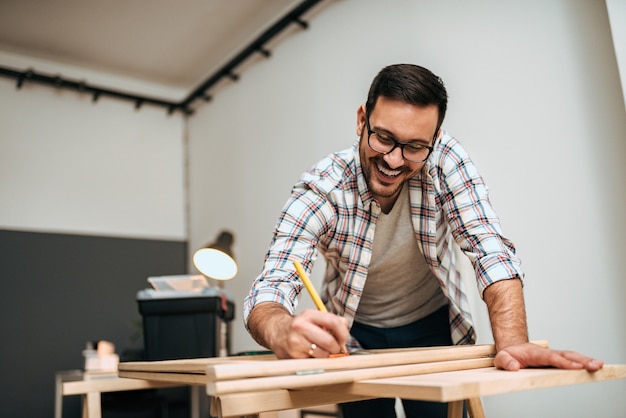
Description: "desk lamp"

(192, 248), (237, 282)
(193, 230), (237, 288)
(192, 232), (237, 357)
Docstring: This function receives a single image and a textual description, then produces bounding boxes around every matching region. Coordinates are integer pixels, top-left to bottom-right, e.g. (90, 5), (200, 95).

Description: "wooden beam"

(207, 357), (495, 395)
(63, 377), (181, 395)
(213, 389), (371, 417)
(118, 354), (275, 374)
(346, 364), (626, 402)
(208, 342), (544, 381)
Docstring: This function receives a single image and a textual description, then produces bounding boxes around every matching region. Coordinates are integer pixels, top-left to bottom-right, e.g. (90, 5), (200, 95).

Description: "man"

(244, 64), (603, 418)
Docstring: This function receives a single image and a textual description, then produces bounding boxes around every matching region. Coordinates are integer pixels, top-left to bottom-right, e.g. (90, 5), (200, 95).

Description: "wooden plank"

(208, 342), (549, 381)
(118, 341), (548, 379)
(118, 354), (275, 374)
(208, 357), (494, 395)
(117, 370), (207, 386)
(63, 376), (181, 395)
(347, 364), (626, 402)
(214, 389), (371, 417)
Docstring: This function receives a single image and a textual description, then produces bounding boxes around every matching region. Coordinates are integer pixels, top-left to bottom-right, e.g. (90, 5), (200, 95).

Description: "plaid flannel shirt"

(244, 132), (523, 348)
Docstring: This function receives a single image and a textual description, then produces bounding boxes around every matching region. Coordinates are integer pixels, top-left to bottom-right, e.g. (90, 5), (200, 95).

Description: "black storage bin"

(136, 289), (235, 418)
(137, 291), (235, 360)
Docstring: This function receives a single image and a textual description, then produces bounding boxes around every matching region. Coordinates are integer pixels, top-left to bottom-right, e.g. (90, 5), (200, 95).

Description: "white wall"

(187, 0), (626, 416)
(607, 0), (626, 107)
(0, 53), (187, 240)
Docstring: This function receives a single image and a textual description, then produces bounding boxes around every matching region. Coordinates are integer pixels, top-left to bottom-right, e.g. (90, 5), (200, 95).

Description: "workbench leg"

(82, 392), (101, 418)
(54, 375), (63, 418)
(467, 397), (485, 418)
(447, 400), (464, 418)
(191, 386), (200, 418)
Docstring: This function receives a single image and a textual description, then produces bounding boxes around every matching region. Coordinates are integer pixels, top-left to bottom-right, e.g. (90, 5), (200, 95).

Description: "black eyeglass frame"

(365, 115), (435, 163)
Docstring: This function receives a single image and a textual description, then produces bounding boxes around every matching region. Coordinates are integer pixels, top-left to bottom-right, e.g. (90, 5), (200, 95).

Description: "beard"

(359, 141), (410, 199)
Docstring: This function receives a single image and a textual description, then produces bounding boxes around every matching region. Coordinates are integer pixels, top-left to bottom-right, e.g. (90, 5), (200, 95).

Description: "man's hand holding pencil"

(294, 261), (349, 357)
(245, 261), (350, 359)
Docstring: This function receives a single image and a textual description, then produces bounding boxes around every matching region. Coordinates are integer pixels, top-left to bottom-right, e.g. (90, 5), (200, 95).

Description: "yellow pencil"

(293, 260), (348, 355)
(294, 260), (327, 312)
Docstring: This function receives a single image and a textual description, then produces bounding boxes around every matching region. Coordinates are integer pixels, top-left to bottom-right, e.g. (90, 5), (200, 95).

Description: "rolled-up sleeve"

(243, 185), (336, 328)
(435, 136), (523, 296)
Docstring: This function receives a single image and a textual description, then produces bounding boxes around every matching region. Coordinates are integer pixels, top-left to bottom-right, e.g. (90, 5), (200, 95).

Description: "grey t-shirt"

(355, 184), (448, 328)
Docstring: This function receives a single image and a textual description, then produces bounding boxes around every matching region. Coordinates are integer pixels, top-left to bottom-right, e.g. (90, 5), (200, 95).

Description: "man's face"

(357, 97), (439, 210)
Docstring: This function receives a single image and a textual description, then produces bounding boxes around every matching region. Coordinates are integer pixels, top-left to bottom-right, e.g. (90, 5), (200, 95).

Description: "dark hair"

(365, 64), (448, 133)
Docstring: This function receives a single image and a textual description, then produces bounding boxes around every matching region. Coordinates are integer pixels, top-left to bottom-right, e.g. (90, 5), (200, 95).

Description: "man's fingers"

(559, 351), (604, 371)
(494, 350), (521, 371)
(495, 343), (604, 372)
(291, 310), (349, 356)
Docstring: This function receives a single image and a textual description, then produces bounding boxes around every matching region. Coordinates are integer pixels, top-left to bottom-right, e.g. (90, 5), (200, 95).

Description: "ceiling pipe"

(0, 65), (186, 113)
(0, 0), (324, 116)
(179, 0), (323, 113)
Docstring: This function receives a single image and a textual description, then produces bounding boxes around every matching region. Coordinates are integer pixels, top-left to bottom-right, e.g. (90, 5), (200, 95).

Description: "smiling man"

(359, 95), (438, 213)
(244, 64), (603, 418)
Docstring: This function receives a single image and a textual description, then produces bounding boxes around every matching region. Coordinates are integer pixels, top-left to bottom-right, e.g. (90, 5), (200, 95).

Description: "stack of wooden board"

(119, 342), (517, 395)
(117, 341), (626, 418)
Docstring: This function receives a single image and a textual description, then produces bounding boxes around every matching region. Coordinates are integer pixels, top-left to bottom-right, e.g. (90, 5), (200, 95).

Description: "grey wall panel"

(0, 229), (186, 418)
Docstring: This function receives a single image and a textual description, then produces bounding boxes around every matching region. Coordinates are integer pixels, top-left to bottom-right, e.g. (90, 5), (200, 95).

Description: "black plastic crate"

(137, 293), (235, 361)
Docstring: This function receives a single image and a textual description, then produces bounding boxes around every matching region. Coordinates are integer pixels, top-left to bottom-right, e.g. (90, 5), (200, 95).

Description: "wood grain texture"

(117, 370), (208, 385)
(207, 357), (495, 395)
(118, 354), (276, 374)
(63, 376), (181, 395)
(117, 341), (548, 378)
(348, 364), (626, 402)
(467, 397), (485, 418)
(213, 389), (371, 417)
(115, 356), (626, 417)
(208, 342), (548, 381)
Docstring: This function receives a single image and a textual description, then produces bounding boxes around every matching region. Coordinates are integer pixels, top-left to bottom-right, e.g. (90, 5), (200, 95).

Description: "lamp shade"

(192, 248), (237, 280)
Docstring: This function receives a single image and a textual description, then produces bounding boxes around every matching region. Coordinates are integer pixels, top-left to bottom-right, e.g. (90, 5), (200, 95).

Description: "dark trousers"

(339, 306), (467, 418)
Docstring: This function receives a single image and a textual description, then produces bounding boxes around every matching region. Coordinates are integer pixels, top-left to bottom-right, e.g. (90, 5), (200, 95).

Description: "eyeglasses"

(365, 117), (434, 163)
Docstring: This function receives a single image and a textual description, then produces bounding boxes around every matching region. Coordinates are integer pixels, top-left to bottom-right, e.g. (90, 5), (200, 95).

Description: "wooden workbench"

(55, 370), (182, 418)
(117, 343), (626, 418)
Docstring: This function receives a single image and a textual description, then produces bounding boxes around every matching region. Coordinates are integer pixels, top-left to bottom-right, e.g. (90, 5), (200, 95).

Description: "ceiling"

(0, 0), (317, 100)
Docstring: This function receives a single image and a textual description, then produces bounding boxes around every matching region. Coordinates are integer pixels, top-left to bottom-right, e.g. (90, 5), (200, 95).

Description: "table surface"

(118, 347), (626, 418)
(55, 369), (183, 418)
(349, 365), (626, 402)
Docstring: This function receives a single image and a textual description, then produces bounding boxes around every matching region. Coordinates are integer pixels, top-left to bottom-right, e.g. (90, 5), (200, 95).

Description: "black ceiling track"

(0, 0), (323, 116)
